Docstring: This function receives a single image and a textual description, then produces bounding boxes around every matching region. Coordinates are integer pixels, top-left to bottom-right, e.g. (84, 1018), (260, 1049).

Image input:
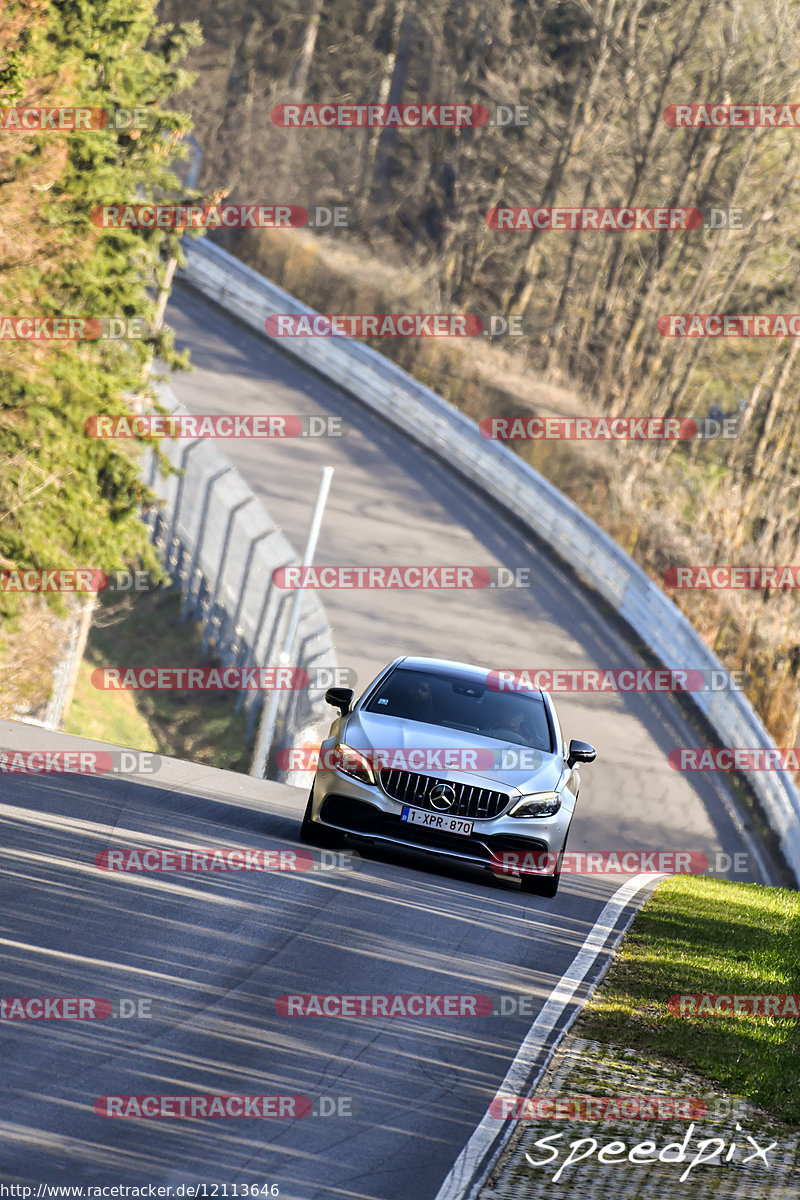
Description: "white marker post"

(251, 465), (334, 779)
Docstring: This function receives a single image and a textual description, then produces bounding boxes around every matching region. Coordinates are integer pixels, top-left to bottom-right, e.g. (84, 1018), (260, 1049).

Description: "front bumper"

(309, 767), (571, 871)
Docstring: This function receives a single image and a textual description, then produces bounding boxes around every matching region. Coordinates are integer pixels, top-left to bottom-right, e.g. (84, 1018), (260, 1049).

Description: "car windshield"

(364, 667), (554, 751)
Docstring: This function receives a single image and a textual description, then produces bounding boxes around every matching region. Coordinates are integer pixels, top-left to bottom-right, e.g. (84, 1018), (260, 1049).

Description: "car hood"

(342, 711), (564, 795)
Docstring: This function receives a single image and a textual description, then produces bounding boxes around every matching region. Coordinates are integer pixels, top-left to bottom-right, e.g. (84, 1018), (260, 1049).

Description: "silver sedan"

(299, 656), (596, 896)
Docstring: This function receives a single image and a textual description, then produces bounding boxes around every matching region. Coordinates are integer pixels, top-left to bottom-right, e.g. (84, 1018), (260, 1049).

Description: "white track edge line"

(434, 872), (664, 1200)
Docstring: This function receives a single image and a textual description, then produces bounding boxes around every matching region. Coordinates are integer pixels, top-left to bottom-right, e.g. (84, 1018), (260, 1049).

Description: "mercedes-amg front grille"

(379, 769), (509, 819)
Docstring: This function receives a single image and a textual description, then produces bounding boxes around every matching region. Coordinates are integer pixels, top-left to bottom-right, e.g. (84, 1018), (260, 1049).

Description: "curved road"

(0, 275), (777, 1196)
(0, 727), (658, 1196)
(162, 279), (766, 884)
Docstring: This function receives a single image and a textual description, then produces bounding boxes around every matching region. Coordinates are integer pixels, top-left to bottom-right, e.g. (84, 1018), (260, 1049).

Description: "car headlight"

(508, 792), (561, 818)
(328, 743), (376, 785)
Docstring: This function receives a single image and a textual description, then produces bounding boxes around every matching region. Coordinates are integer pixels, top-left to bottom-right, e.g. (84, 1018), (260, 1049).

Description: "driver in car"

(408, 677), (435, 719)
(488, 707), (537, 744)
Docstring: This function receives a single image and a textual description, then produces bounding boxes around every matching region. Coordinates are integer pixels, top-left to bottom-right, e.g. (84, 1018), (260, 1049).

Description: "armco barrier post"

(251, 465), (334, 779)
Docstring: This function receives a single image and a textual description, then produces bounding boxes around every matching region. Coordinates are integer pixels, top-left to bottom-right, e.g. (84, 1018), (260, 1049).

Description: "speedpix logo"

(524, 1123), (776, 1183)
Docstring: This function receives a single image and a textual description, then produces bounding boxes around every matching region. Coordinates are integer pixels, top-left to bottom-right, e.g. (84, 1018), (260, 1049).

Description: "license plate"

(401, 806), (473, 836)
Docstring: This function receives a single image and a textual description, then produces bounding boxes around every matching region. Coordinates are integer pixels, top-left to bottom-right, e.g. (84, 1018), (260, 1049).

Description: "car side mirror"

(325, 686), (354, 715)
(568, 738), (596, 767)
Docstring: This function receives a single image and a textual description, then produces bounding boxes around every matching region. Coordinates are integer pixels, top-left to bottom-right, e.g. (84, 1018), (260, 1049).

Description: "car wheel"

(520, 836), (567, 898)
(299, 785), (342, 848)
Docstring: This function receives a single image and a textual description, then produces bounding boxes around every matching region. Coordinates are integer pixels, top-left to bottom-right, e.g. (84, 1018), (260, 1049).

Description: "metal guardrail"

(178, 237), (800, 883)
(143, 381), (337, 773)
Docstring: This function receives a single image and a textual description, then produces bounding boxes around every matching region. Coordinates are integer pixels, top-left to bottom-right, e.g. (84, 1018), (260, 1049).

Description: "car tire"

(520, 836), (567, 898)
(299, 785), (342, 848)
